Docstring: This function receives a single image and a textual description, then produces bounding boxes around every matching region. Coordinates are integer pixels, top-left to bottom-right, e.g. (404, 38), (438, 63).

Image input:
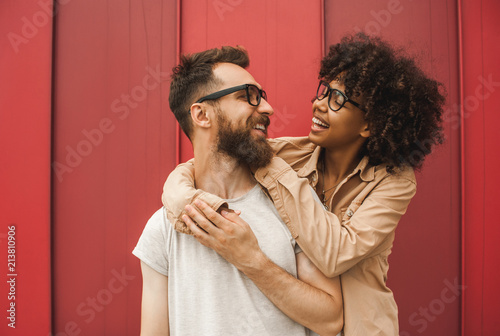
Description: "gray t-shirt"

(133, 185), (317, 336)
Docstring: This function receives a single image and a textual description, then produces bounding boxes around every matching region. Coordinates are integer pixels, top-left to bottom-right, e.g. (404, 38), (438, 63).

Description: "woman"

(162, 33), (445, 335)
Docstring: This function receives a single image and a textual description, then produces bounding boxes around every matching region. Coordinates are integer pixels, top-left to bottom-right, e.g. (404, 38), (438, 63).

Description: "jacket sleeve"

(268, 137), (317, 171)
(161, 137), (312, 234)
(161, 160), (227, 234)
(254, 157), (416, 277)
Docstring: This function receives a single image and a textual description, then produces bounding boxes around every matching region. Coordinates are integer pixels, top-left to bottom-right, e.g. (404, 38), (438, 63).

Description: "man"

(133, 46), (343, 336)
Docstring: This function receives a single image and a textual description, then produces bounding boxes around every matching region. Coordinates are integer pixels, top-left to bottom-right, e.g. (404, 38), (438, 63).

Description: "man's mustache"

(247, 115), (270, 128)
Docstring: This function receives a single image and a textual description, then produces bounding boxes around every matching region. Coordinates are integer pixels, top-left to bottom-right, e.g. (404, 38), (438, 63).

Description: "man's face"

(210, 63), (275, 168)
(215, 109), (273, 168)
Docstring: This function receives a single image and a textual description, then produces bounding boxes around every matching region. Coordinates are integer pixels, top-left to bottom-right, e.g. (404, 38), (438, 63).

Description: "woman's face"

(308, 78), (369, 152)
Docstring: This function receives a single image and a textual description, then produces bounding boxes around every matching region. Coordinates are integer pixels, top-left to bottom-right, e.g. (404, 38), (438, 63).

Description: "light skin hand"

(183, 200), (267, 271)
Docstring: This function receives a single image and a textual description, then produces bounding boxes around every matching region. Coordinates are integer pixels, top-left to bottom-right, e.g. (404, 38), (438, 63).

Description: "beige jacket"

(162, 136), (417, 336)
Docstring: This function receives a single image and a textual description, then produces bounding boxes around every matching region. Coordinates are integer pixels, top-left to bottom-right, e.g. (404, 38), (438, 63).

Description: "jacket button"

(347, 209), (354, 217)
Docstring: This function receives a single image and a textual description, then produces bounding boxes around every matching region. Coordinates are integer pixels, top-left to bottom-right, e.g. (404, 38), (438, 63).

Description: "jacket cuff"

(167, 190), (228, 235)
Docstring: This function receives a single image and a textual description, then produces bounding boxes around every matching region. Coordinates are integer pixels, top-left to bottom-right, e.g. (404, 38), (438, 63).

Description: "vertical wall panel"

(179, 0), (324, 162)
(52, 0), (177, 335)
(0, 1), (52, 335)
(461, 0), (500, 335)
(324, 1), (461, 335)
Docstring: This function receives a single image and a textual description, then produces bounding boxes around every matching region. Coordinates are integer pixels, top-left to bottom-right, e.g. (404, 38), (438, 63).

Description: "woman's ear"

(190, 103), (212, 129)
(360, 124), (370, 138)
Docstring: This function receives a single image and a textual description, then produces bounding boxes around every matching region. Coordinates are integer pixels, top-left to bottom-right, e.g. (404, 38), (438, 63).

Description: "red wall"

(2, 0), (499, 335)
(461, 0), (500, 335)
(51, 0), (178, 335)
(0, 1), (52, 335)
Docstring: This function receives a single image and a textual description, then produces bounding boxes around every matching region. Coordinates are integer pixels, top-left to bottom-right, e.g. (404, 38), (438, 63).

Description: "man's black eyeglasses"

(196, 84), (267, 107)
(316, 81), (363, 112)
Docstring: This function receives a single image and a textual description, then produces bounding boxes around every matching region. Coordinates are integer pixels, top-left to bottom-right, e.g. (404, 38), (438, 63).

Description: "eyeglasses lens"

(330, 90), (345, 110)
(247, 85), (266, 106)
(248, 86), (259, 106)
(317, 82), (329, 100)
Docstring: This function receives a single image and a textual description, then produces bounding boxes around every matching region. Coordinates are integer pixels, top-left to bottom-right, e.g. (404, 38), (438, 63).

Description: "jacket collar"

(297, 146), (375, 183)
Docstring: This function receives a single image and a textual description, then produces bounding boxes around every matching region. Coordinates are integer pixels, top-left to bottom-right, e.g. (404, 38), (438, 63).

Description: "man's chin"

(251, 128), (267, 139)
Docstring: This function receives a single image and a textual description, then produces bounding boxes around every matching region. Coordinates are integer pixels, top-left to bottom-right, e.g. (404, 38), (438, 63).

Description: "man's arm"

(140, 261), (169, 336)
(183, 201), (343, 336)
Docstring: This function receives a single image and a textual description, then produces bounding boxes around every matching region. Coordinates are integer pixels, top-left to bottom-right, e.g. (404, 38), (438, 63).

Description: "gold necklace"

(321, 180), (340, 211)
(321, 156), (341, 211)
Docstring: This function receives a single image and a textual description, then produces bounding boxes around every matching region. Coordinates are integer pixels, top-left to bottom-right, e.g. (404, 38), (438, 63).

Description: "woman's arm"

(160, 137), (312, 234)
(161, 160), (227, 234)
(253, 156), (416, 277)
(161, 139), (415, 278)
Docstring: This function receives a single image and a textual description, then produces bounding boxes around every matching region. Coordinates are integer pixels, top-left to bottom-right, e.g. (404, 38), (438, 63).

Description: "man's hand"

(182, 200), (267, 272)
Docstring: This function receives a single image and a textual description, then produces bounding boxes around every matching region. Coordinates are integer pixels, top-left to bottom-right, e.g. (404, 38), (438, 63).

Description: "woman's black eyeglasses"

(316, 81), (364, 112)
(196, 84), (267, 107)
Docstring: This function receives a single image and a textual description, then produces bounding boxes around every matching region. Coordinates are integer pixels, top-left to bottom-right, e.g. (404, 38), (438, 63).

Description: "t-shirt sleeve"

(132, 208), (171, 276)
(294, 242), (303, 254)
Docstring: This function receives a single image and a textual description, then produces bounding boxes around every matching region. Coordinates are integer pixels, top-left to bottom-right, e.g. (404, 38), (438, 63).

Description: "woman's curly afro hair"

(320, 33), (445, 171)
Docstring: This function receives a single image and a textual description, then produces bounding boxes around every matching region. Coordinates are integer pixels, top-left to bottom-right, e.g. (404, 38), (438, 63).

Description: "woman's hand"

(183, 200), (267, 272)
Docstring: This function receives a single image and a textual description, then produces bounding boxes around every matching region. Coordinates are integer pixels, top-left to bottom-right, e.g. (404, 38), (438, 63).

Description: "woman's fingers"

(182, 214), (212, 247)
(191, 200), (237, 231)
(184, 204), (220, 235)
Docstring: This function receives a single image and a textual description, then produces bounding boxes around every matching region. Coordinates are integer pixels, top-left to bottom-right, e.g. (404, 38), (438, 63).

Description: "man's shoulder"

(133, 207), (172, 276)
(148, 207), (169, 225)
(142, 207), (172, 238)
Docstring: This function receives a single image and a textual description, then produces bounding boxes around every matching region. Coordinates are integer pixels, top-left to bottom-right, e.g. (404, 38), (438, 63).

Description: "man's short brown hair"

(169, 46), (249, 139)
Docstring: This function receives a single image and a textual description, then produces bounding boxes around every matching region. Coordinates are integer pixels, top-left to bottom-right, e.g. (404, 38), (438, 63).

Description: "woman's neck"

(322, 147), (362, 182)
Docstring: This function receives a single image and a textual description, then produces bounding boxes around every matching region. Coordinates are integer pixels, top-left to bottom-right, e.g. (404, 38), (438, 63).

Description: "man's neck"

(193, 148), (257, 200)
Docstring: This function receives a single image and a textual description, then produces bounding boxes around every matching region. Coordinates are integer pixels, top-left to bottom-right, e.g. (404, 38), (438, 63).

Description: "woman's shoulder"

(374, 162), (417, 186)
(268, 137), (318, 170)
(268, 136), (317, 153)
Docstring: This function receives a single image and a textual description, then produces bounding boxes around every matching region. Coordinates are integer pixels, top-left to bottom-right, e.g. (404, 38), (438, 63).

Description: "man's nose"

(257, 97), (274, 116)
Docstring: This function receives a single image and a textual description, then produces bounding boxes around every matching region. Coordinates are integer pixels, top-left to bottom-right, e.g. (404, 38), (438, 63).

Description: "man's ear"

(360, 123), (370, 138)
(190, 103), (212, 129)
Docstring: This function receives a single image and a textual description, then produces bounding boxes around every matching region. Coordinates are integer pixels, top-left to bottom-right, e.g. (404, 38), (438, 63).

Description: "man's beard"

(216, 112), (273, 169)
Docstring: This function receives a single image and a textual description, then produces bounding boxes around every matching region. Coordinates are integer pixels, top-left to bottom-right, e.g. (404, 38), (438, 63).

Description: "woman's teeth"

(312, 117), (329, 128)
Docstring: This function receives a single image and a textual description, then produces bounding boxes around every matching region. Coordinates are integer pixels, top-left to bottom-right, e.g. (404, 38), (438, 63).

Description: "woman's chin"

(308, 131), (322, 146)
